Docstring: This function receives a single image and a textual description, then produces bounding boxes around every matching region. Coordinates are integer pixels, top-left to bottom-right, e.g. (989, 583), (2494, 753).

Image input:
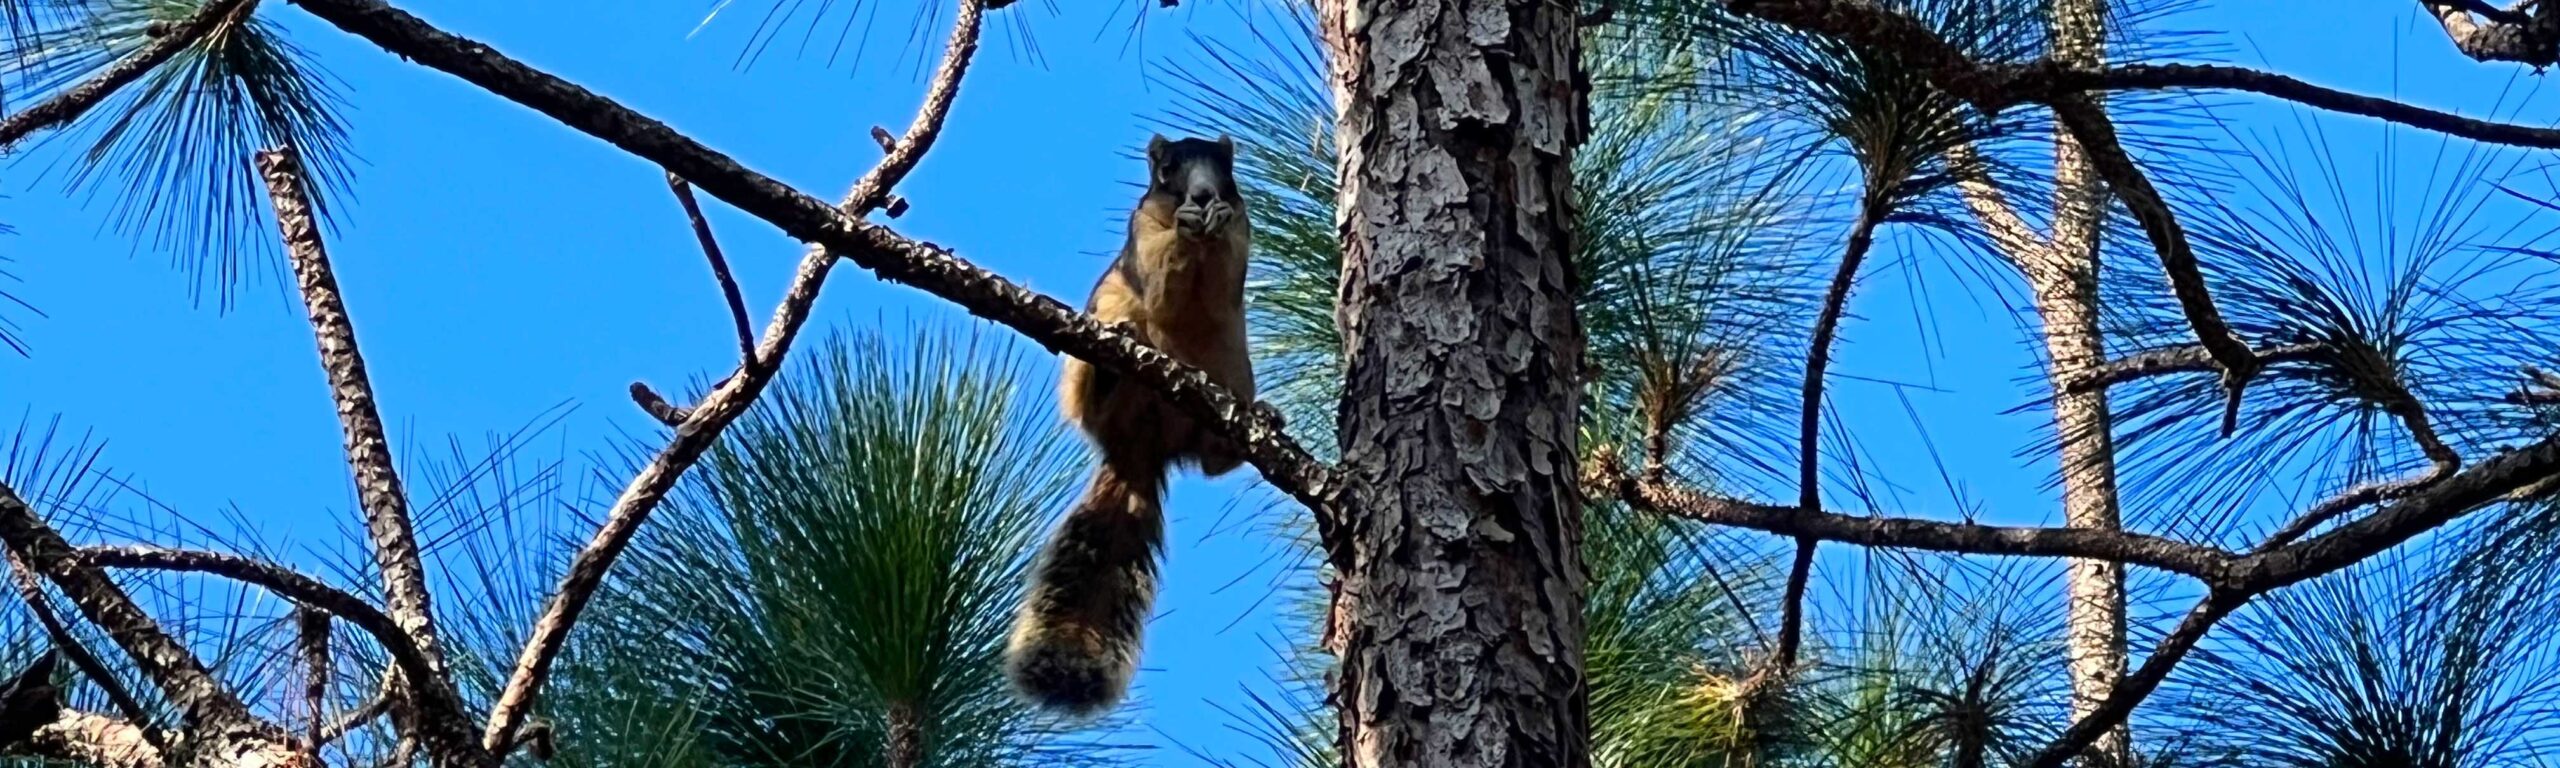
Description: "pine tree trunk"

(1315, 0), (1590, 764)
(2043, 0), (2131, 762)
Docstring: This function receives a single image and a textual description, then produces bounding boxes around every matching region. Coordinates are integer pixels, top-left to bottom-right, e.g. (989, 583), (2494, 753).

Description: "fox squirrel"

(1004, 135), (1256, 718)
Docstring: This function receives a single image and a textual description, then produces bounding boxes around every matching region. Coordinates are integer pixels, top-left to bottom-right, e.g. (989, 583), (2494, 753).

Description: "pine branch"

(66, 545), (489, 766)
(0, 550), (158, 750)
(0, 485), (238, 728)
(1778, 205), (1882, 668)
(279, 0), (1339, 511)
(2024, 590), (2246, 768)
(0, 0), (258, 149)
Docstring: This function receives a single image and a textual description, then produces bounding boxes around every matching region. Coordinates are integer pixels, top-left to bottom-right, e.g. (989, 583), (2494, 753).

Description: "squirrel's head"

(1146, 134), (1241, 239)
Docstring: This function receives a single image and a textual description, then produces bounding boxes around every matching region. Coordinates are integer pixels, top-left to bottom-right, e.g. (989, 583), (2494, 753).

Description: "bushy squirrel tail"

(1004, 459), (1166, 718)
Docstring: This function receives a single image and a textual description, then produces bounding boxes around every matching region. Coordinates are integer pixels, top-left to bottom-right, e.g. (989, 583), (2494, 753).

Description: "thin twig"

(2005, 62), (2560, 147)
(314, 680), (391, 747)
(666, 173), (755, 363)
(0, 0), (257, 149)
(627, 381), (693, 426)
(2257, 370), (2461, 549)
(0, 550), (159, 749)
(1596, 459), (2244, 585)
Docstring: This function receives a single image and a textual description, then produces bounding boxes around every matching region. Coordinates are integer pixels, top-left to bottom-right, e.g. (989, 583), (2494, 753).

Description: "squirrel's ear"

(1146, 134), (1170, 164)
(1217, 134), (1235, 154)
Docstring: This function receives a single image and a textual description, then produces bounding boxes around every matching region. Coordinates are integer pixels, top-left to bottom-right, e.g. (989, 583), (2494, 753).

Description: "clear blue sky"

(3, 0), (2556, 762)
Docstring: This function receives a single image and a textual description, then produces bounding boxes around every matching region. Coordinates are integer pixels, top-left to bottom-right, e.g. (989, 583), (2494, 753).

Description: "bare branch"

(295, 606), (329, 750)
(2046, 99), (2260, 435)
(0, 0), (257, 149)
(445, 0), (1011, 750)
(0, 483), (257, 732)
(68, 545), (490, 766)
(2061, 342), (2329, 394)
(1946, 144), (2047, 267)
(1, 550), (158, 748)
(1592, 457), (2245, 585)
(667, 173), (755, 363)
(1778, 207), (1884, 667)
(259, 147), (449, 677)
(2003, 62), (2560, 149)
(2025, 589), (2246, 768)
(627, 381), (694, 426)
(65, 548), (431, 706)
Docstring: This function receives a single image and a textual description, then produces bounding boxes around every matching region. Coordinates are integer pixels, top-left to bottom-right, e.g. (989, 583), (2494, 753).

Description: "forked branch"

(469, 0), (996, 750)
(0, 483), (259, 733)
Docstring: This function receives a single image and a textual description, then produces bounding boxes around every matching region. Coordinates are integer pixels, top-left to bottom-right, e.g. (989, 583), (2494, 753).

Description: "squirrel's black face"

(1147, 134), (1241, 239)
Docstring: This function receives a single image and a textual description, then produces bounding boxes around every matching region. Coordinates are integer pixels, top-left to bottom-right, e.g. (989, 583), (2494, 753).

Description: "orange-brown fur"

(1006, 135), (1254, 717)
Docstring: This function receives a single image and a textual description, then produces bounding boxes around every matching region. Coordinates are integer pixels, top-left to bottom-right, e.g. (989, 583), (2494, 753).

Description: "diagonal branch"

(0, 0), (257, 149)
(280, 0), (1339, 509)
(667, 173), (756, 364)
(258, 147), (448, 676)
(456, 0), (1009, 751)
(2023, 589), (2246, 768)
(0, 483), (255, 732)
(1, 550), (158, 749)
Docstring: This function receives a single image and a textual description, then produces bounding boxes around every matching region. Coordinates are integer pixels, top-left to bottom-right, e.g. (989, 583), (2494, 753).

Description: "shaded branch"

(64, 549), (443, 708)
(295, 606), (329, 750)
(1, 550), (158, 749)
(1778, 206), (1883, 668)
(0, 483), (257, 733)
(667, 173), (755, 363)
(0, 0), (256, 149)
